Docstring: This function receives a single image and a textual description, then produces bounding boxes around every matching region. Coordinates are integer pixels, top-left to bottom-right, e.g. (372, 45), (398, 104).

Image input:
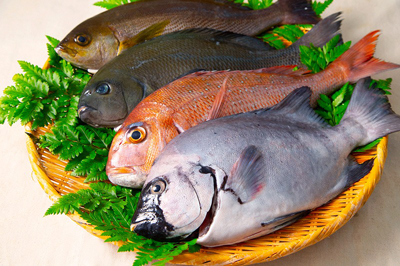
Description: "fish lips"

(107, 167), (147, 188)
(55, 44), (78, 58)
(130, 190), (176, 242)
(131, 204), (198, 242)
(78, 105), (125, 128)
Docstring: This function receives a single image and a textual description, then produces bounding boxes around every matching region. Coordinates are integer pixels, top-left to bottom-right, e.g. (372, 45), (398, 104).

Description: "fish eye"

(150, 179), (166, 195)
(95, 83), (111, 95)
(74, 34), (90, 46)
(128, 126), (146, 143)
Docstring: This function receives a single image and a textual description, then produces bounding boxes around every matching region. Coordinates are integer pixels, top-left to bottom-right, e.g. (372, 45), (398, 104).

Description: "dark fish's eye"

(150, 179), (166, 195)
(95, 83), (111, 95)
(74, 34), (90, 46)
(128, 126), (146, 143)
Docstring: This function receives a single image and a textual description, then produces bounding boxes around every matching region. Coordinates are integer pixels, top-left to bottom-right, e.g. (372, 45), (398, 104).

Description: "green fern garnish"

(39, 124), (115, 182)
(94, 0), (140, 9)
(312, 0), (334, 17)
(233, 0), (273, 9)
(300, 34), (351, 73)
(45, 183), (200, 266)
(261, 24), (312, 49)
(0, 37), (91, 130)
(314, 82), (354, 126)
(301, 35), (391, 152)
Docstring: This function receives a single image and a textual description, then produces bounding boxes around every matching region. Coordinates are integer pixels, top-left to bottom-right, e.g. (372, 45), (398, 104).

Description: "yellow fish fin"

(117, 20), (170, 55)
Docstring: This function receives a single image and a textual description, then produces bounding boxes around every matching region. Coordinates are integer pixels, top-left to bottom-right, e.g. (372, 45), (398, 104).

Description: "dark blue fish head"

(78, 66), (148, 128)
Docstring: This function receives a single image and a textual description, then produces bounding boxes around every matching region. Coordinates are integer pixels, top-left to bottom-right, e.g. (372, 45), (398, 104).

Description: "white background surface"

(1, 0), (400, 265)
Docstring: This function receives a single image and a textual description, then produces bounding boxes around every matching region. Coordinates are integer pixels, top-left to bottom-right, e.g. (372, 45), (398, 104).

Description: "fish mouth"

(78, 105), (126, 128)
(55, 45), (78, 58)
(107, 167), (148, 188)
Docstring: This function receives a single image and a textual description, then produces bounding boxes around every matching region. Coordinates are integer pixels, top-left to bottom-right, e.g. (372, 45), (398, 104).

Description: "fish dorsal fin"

(159, 28), (273, 51)
(170, 68), (206, 83)
(210, 0), (251, 10)
(177, 66), (309, 81)
(117, 20), (170, 55)
(207, 76), (229, 121)
(263, 86), (328, 126)
(251, 66), (310, 76)
(224, 145), (265, 204)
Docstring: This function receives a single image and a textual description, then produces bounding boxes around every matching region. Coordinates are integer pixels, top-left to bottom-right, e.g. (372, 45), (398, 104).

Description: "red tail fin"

(332, 31), (400, 83)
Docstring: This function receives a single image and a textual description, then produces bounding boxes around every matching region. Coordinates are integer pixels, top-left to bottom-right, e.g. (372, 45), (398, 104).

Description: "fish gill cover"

(0, 0), (391, 265)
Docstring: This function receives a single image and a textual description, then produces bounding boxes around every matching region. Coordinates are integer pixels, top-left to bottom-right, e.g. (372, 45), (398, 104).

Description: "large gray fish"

(130, 79), (400, 247)
(56, 0), (320, 70)
(78, 13), (341, 128)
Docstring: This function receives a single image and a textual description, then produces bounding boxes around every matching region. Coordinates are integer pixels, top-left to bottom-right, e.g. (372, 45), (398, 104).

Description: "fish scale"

(106, 30), (400, 188)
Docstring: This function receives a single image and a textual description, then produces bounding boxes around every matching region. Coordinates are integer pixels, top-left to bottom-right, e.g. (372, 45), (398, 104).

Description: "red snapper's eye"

(128, 126), (147, 144)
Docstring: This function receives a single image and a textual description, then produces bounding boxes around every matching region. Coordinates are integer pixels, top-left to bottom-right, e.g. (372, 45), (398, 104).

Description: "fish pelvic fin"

(341, 79), (400, 146)
(330, 31), (400, 83)
(276, 0), (320, 25)
(117, 20), (170, 55)
(223, 146), (265, 204)
(261, 210), (310, 231)
(291, 12), (342, 49)
(344, 157), (375, 189)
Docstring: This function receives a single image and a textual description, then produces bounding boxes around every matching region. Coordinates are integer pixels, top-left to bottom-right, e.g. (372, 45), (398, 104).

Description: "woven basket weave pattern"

(25, 122), (387, 265)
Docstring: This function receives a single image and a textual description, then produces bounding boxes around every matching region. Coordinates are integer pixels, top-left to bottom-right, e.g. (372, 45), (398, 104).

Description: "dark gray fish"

(78, 13), (341, 127)
(130, 79), (400, 247)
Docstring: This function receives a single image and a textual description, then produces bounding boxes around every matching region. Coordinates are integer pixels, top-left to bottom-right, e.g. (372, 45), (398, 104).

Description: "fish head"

(56, 21), (119, 70)
(78, 69), (146, 128)
(106, 103), (179, 188)
(130, 155), (215, 241)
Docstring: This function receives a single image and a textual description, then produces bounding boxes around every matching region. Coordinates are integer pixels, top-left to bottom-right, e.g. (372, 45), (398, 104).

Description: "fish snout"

(55, 44), (78, 58)
(77, 105), (101, 127)
(131, 216), (174, 242)
(106, 167), (147, 188)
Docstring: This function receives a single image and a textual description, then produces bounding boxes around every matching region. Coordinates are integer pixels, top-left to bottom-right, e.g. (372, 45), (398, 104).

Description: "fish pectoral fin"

(345, 157), (375, 189)
(261, 210), (310, 231)
(172, 113), (192, 134)
(207, 76), (229, 121)
(117, 20), (170, 55)
(224, 146), (265, 204)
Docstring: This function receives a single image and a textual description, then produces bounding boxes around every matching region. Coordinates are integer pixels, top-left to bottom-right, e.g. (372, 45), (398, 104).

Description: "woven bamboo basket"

(25, 122), (388, 265)
(24, 26), (388, 264)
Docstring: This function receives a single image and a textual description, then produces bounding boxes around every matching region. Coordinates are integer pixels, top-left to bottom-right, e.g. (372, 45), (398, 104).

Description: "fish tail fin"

(292, 12), (342, 49)
(329, 31), (400, 83)
(276, 0), (320, 25)
(341, 79), (400, 146)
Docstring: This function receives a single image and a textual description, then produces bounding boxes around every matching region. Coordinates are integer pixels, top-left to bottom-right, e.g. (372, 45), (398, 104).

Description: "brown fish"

(56, 0), (320, 70)
(106, 30), (400, 188)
